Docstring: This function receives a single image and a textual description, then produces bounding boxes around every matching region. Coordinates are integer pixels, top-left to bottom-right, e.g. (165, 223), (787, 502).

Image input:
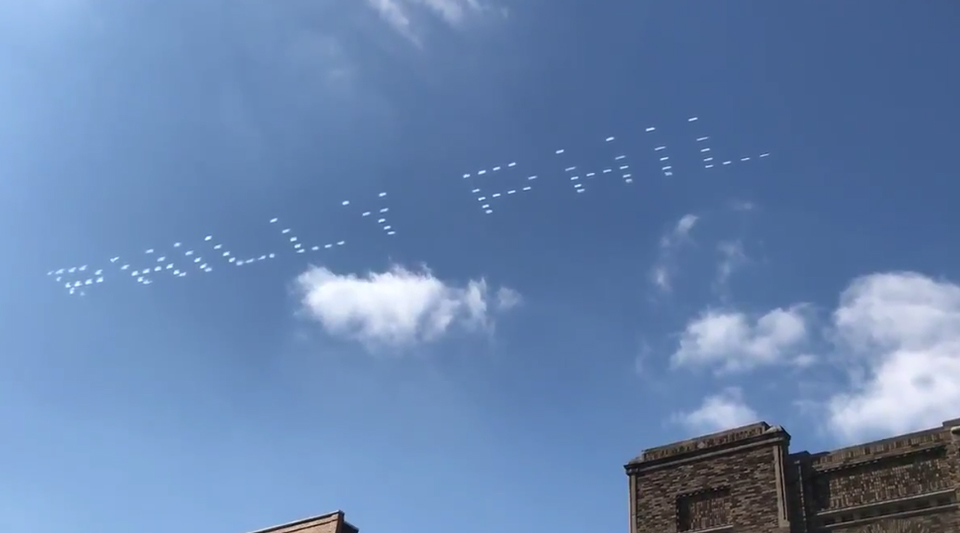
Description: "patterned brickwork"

(812, 447), (950, 511)
(803, 422), (960, 532)
(626, 419), (960, 533)
(832, 513), (954, 533)
(677, 487), (732, 531)
(628, 425), (789, 533)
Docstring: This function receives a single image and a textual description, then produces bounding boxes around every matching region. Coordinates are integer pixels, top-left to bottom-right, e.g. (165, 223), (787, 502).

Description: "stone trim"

(816, 488), (957, 530)
(677, 526), (733, 533)
(816, 488), (957, 519)
(772, 444), (790, 528)
(820, 502), (958, 530)
(813, 444), (946, 475)
(626, 432), (789, 475)
(810, 429), (945, 469)
(636, 422), (772, 463)
(245, 511), (344, 533)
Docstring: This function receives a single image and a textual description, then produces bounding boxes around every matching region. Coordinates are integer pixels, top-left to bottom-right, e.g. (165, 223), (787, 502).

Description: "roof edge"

(628, 421), (786, 465)
(245, 511), (344, 533)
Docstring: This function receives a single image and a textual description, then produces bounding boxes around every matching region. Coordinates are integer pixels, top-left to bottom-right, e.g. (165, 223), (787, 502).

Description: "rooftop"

(245, 510), (358, 533)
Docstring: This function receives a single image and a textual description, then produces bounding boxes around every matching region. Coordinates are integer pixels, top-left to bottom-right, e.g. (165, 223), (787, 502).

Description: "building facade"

(246, 511), (359, 533)
(625, 418), (960, 533)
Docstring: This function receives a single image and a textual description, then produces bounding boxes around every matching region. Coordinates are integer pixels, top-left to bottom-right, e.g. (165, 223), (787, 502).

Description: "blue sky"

(2, 1), (959, 532)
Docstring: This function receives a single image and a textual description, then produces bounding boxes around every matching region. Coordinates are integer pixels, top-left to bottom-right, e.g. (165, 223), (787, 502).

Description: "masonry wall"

(633, 444), (786, 532)
(792, 421), (960, 533)
(627, 419), (960, 533)
(628, 423), (792, 533)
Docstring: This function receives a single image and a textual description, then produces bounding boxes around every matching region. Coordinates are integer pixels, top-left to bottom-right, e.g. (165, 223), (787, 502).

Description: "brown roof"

(245, 511), (358, 533)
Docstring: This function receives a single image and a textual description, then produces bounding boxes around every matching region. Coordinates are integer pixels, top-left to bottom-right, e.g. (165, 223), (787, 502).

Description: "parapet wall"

(627, 418), (960, 533)
(795, 420), (960, 532)
(635, 422), (776, 464)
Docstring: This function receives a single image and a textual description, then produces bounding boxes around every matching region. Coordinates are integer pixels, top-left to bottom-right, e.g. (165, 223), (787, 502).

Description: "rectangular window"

(676, 488), (732, 532)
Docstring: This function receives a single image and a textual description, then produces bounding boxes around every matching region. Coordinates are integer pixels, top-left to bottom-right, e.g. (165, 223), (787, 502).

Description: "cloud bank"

(670, 270), (960, 443)
(825, 272), (960, 441)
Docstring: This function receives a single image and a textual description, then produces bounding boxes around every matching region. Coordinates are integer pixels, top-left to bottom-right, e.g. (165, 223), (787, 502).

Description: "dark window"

(676, 488), (731, 532)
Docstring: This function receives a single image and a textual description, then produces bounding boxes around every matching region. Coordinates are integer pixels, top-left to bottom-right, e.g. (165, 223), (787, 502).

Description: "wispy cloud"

(634, 340), (652, 375)
(420, 0), (483, 25)
(366, 0), (497, 44)
(296, 264), (519, 350)
(713, 240), (749, 295)
(672, 387), (760, 433)
(367, 0), (420, 44)
(649, 214), (698, 292)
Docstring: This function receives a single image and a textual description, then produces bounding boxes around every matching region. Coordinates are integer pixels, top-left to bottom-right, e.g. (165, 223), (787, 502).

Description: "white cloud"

(367, 0), (419, 44)
(420, 0), (482, 25)
(650, 214), (698, 292)
(366, 0), (494, 43)
(495, 286), (522, 310)
(673, 387), (759, 433)
(296, 264), (518, 349)
(673, 214), (699, 238)
(671, 306), (809, 373)
(634, 340), (652, 375)
(650, 266), (669, 291)
(714, 240), (748, 292)
(791, 353), (818, 368)
(825, 272), (960, 442)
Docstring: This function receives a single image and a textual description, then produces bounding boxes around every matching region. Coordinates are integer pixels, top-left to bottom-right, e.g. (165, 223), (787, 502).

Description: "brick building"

(246, 511), (359, 533)
(625, 418), (960, 533)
